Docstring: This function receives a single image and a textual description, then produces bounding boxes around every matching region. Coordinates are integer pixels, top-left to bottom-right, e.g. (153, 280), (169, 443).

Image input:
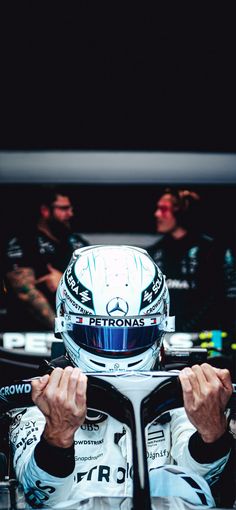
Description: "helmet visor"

(56, 314), (165, 354)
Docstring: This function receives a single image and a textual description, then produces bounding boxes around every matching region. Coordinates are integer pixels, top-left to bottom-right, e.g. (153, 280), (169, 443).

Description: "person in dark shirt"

(147, 188), (229, 333)
(3, 188), (89, 331)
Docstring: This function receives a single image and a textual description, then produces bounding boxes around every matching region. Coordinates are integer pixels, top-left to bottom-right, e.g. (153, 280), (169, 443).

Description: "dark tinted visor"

(67, 323), (163, 353)
(55, 314), (167, 355)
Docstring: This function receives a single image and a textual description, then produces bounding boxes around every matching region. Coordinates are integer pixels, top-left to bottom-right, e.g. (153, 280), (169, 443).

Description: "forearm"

(11, 408), (75, 507)
(174, 435), (231, 483)
(21, 288), (55, 329)
(6, 268), (55, 329)
(171, 412), (232, 487)
(188, 429), (233, 463)
(19, 445), (75, 508)
(34, 435), (75, 477)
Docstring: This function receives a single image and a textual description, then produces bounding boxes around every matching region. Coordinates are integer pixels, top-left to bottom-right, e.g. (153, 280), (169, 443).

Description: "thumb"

(36, 274), (49, 284)
(213, 367), (233, 392)
(31, 374), (50, 400)
(47, 264), (54, 272)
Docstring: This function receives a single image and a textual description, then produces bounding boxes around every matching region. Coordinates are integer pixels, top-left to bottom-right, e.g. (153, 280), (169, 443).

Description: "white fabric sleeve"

(9, 407), (75, 507)
(170, 408), (230, 485)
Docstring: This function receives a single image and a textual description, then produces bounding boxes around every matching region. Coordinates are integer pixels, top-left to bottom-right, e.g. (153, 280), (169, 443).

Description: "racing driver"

(9, 245), (233, 507)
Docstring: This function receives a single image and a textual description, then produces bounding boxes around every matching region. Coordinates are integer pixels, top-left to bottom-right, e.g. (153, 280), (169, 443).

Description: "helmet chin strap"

(65, 341), (162, 373)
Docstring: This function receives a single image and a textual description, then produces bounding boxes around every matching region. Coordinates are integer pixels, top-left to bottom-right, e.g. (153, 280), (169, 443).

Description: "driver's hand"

(179, 363), (233, 443)
(32, 367), (87, 448)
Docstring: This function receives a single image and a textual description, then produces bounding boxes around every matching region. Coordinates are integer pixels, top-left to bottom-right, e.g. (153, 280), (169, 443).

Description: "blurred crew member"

(147, 188), (228, 333)
(3, 188), (89, 331)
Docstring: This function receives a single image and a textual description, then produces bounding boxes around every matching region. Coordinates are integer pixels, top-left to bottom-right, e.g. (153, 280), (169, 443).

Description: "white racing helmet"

(55, 245), (175, 371)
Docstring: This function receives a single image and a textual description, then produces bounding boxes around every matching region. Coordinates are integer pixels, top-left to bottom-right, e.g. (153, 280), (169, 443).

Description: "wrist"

(43, 425), (75, 448)
(189, 429), (233, 463)
(35, 435), (75, 477)
(200, 432), (225, 443)
(199, 422), (227, 444)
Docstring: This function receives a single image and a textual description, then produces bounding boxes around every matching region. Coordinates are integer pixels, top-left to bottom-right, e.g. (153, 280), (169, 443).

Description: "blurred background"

(0, 4), (235, 376)
(0, 4), (236, 153)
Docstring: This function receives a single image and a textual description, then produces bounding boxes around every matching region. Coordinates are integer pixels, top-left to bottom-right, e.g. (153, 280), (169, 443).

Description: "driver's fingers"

(31, 374), (50, 401)
(44, 367), (64, 399)
(75, 371), (87, 408)
(201, 364), (233, 403)
(191, 364), (210, 393)
(211, 367), (233, 392)
(58, 366), (74, 398)
(179, 366), (201, 396)
(67, 367), (85, 404)
(58, 367), (87, 410)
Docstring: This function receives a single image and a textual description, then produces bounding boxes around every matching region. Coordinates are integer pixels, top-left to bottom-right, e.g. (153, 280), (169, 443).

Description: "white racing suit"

(9, 406), (232, 508)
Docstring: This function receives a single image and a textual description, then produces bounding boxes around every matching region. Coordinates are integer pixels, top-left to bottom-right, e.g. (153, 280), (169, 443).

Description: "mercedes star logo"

(106, 297), (129, 316)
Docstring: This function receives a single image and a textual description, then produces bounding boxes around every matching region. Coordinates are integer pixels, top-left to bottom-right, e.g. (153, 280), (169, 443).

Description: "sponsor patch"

(140, 268), (164, 311)
(65, 263), (94, 311)
(64, 314), (163, 328)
